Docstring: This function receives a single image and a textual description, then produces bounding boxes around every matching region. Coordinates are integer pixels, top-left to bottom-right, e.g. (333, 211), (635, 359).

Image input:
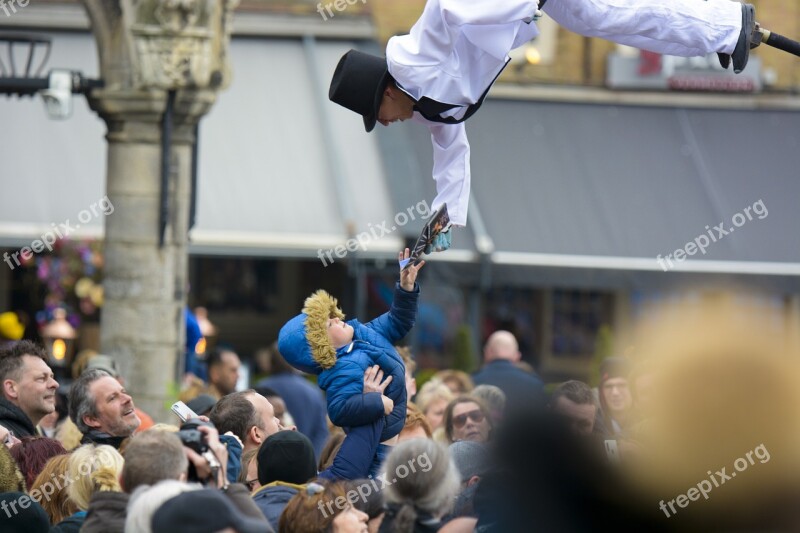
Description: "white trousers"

(543, 0), (742, 56)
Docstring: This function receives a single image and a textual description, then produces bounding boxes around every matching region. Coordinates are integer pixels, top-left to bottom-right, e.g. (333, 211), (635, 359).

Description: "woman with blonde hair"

(30, 454), (78, 525)
(280, 479), (369, 533)
(414, 379), (454, 434)
(51, 444), (124, 532)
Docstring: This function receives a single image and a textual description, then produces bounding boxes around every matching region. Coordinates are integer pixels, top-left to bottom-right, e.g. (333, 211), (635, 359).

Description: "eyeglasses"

(452, 409), (485, 429)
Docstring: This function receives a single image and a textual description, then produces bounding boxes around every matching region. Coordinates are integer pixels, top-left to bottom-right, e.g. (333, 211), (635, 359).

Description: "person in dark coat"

(472, 330), (544, 410)
(0, 341), (59, 438)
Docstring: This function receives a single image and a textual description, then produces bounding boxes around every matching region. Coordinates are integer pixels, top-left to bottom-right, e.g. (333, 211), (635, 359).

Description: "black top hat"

(329, 49), (391, 132)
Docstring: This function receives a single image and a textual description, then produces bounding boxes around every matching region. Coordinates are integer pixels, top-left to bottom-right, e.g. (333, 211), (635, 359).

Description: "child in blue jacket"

(278, 249), (424, 476)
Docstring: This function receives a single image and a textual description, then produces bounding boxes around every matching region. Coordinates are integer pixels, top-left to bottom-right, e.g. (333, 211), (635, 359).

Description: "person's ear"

(249, 425), (263, 446)
(82, 414), (102, 430)
(2, 379), (18, 400)
(466, 475), (481, 487)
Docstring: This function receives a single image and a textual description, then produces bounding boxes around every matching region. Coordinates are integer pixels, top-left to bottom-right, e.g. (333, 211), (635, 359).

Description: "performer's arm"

(414, 116), (470, 227)
(439, 0), (539, 26)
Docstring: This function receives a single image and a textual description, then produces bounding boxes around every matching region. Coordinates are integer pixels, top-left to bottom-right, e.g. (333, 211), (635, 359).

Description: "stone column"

(80, 0), (237, 420)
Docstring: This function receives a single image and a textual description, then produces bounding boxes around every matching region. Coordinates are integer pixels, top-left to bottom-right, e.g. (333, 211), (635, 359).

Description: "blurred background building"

(1, 0), (799, 387)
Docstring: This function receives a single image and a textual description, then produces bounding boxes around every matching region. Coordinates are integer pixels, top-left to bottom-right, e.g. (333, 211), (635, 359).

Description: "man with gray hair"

(68, 368), (141, 449)
(0, 340), (58, 438)
(472, 330), (544, 409)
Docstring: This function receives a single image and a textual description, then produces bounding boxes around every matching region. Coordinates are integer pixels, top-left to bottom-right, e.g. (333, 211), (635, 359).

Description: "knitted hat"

(257, 430), (317, 486)
(301, 290), (345, 370)
(449, 441), (489, 482)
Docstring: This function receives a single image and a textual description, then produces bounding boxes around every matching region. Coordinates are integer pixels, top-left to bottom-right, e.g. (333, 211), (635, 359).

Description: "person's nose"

(48, 377), (59, 389)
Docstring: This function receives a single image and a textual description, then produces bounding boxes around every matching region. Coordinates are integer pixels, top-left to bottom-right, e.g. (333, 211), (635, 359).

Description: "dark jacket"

(256, 373), (329, 460)
(80, 430), (127, 449)
(252, 482), (301, 531)
(50, 511), (86, 533)
(0, 397), (37, 438)
(379, 505), (442, 533)
(223, 483), (270, 522)
(81, 492), (128, 533)
(318, 417), (384, 481)
(472, 360), (545, 409)
(279, 283), (418, 441)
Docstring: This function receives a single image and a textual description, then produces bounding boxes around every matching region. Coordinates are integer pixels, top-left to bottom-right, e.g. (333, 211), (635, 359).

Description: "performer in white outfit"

(329, 0), (757, 250)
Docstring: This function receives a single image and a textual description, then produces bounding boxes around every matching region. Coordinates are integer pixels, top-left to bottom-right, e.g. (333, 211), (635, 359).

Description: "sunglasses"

(452, 409), (485, 429)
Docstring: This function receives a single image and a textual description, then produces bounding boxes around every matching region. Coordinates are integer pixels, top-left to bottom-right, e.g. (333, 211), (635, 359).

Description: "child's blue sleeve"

(325, 360), (386, 427)
(364, 282), (420, 343)
(317, 417), (385, 481)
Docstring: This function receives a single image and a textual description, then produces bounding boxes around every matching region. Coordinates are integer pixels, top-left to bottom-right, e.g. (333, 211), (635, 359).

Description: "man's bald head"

(483, 331), (521, 363)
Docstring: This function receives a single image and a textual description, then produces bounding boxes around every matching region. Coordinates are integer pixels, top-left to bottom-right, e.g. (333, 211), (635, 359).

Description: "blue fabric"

(472, 360), (546, 409)
(252, 485), (299, 531)
(219, 433), (242, 484)
(279, 282), (419, 442)
(256, 373), (329, 460)
(368, 443), (392, 479)
(184, 308), (207, 380)
(318, 417), (384, 481)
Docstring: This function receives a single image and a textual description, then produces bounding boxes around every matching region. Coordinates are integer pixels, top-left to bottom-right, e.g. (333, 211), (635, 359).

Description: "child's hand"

(399, 248), (425, 291)
(363, 365), (392, 393)
(381, 395), (394, 415)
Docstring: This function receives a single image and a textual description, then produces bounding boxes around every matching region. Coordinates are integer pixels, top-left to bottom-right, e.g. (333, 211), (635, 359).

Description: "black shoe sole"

(732, 3), (755, 74)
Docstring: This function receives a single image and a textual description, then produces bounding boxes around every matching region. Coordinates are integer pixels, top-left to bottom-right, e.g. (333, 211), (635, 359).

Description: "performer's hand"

(400, 248), (425, 291)
(424, 228), (452, 255)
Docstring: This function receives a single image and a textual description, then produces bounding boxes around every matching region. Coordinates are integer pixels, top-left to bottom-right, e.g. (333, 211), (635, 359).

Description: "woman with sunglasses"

(443, 397), (492, 444)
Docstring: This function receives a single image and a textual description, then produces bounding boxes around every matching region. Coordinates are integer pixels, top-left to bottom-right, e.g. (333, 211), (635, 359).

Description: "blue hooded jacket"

(278, 282), (418, 441)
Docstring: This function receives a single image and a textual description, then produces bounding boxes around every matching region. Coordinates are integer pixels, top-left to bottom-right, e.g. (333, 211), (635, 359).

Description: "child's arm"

(325, 361), (388, 428)
(364, 249), (424, 343)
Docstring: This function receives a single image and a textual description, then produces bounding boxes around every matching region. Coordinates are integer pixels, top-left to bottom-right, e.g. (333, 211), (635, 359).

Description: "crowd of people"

(0, 284), (798, 532)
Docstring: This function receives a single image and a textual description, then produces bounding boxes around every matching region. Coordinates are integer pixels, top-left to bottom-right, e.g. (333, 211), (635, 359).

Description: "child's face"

(327, 317), (354, 348)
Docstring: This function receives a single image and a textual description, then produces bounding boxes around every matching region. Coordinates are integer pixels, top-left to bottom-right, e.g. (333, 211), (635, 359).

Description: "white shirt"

(386, 0), (540, 226)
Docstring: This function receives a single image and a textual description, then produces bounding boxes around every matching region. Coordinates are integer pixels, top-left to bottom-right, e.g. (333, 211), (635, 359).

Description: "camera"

(178, 418), (213, 455)
(40, 70), (73, 120)
(178, 419), (216, 483)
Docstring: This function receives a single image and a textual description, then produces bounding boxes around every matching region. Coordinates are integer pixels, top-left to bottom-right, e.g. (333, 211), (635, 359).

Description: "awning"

(0, 32), (403, 258)
(393, 97), (800, 288)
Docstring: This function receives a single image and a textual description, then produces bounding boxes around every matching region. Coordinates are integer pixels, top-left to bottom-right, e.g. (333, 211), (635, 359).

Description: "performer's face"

(378, 85), (414, 126)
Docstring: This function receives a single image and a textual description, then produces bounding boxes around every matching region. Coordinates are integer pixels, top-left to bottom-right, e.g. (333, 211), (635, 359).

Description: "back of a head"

(122, 430), (188, 493)
(208, 391), (257, 442)
(471, 385), (506, 415)
(9, 436), (67, 489)
(125, 479), (201, 533)
(0, 491), (50, 533)
(279, 480), (348, 533)
(66, 444), (124, 510)
(483, 330), (519, 363)
(258, 430), (317, 485)
(31, 454), (77, 524)
(382, 439), (460, 531)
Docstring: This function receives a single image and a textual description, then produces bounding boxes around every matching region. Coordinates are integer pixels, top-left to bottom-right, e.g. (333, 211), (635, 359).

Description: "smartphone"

(604, 439), (620, 463)
(171, 401), (198, 423)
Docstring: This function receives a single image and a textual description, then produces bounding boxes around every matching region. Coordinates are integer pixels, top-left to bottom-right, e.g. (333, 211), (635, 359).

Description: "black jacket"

(82, 491), (128, 533)
(0, 397), (36, 438)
